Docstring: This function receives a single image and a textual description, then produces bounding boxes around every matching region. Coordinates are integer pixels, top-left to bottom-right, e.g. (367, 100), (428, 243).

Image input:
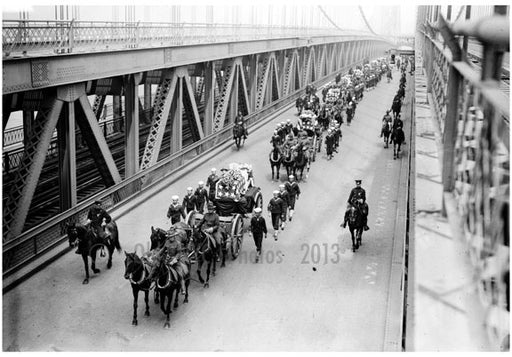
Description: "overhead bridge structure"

(2, 20), (394, 276)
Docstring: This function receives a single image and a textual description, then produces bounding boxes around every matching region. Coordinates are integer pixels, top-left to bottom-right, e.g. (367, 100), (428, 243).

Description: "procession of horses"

(66, 54), (412, 328)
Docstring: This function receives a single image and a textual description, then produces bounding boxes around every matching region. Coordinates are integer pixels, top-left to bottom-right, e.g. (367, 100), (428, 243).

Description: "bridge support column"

(144, 83), (152, 121)
(204, 62), (215, 136)
(57, 101), (77, 210)
(22, 109), (34, 147)
(171, 77), (183, 153)
(229, 65), (239, 123)
(113, 95), (122, 124)
(248, 55), (258, 112)
(124, 73), (142, 177)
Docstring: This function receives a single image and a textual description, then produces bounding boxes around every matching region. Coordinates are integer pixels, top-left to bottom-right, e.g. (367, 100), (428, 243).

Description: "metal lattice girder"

(281, 54), (293, 97)
(77, 94), (122, 185)
(3, 96), (63, 240)
(317, 45), (327, 79)
(182, 71), (205, 139)
(213, 58), (238, 132)
(237, 63), (250, 114)
(270, 57), (280, 101)
(329, 44), (337, 73)
(255, 53), (273, 111)
(140, 71), (178, 170)
(92, 95), (107, 119)
(303, 47), (316, 85)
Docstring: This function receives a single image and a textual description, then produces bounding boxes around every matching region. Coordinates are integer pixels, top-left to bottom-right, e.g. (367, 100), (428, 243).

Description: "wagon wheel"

(254, 191), (263, 210)
(230, 214), (244, 260)
(89, 243), (111, 267)
(312, 137), (317, 161)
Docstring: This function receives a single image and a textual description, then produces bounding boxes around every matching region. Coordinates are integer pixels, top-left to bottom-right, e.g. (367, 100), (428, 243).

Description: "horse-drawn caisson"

(186, 163), (263, 261)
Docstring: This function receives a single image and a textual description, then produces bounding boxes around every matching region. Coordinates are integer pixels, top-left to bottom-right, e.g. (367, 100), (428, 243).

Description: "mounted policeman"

(345, 179), (369, 231)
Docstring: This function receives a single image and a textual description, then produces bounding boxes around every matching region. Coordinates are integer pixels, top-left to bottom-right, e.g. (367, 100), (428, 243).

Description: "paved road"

(3, 70), (410, 352)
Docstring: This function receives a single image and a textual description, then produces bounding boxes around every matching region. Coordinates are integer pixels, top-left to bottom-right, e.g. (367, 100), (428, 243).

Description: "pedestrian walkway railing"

(2, 20), (373, 59)
(418, 13), (509, 350)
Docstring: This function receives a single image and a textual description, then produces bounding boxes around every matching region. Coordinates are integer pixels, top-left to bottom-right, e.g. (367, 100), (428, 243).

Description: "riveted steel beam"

(124, 73), (142, 177)
(57, 101), (77, 211)
(170, 77), (183, 153)
(255, 53), (273, 111)
(140, 70), (178, 170)
(3, 94), (63, 240)
(182, 70), (205, 139)
(213, 58), (239, 131)
(77, 94), (121, 185)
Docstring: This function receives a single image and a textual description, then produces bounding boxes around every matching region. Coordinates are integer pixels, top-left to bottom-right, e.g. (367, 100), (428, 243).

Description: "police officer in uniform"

(383, 110), (393, 124)
(267, 190), (285, 241)
(197, 203), (223, 251)
(346, 179), (369, 231)
(249, 207), (267, 262)
(270, 130), (282, 148)
(86, 200), (112, 240)
(155, 230), (188, 294)
(284, 175), (300, 221)
(167, 195), (186, 225)
(195, 181), (208, 214)
(325, 129), (334, 159)
(206, 168), (220, 202)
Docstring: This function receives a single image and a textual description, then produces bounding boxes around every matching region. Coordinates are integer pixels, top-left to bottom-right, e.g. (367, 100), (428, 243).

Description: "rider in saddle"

(86, 200), (112, 240)
(283, 133), (298, 152)
(167, 195), (186, 225)
(196, 203), (222, 249)
(393, 113), (404, 130)
(285, 119), (294, 134)
(343, 179), (369, 231)
(270, 130), (283, 148)
(155, 231), (188, 294)
(233, 120), (248, 140)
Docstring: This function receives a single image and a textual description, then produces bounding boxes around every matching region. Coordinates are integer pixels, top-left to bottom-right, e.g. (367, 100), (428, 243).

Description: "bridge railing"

(419, 13), (509, 350)
(2, 20), (372, 58)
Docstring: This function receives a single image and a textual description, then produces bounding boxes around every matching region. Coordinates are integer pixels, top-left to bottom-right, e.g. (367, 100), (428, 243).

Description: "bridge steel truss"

(417, 6), (509, 350)
(2, 34), (390, 274)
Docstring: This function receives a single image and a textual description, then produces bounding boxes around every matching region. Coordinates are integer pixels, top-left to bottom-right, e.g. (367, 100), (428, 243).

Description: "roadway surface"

(3, 70), (410, 352)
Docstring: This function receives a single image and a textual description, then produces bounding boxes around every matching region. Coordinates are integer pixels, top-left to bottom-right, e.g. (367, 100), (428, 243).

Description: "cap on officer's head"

(187, 187), (193, 192)
(254, 207), (262, 214)
(207, 203), (215, 210)
(198, 181), (204, 186)
(238, 121), (243, 124)
(172, 195), (179, 201)
(279, 184), (285, 188)
(273, 190), (280, 195)
(211, 168), (216, 172)
(355, 180), (362, 184)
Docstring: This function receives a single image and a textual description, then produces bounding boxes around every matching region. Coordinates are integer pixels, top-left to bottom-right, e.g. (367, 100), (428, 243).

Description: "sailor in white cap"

(250, 207), (267, 261)
(285, 175), (301, 221)
(183, 187), (197, 214)
(267, 190), (285, 240)
(167, 195), (185, 225)
(195, 181), (208, 213)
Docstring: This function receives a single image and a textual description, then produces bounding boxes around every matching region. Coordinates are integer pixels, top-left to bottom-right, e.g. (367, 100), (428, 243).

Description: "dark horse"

(189, 227), (221, 288)
(343, 205), (365, 252)
(281, 146), (295, 178)
(380, 120), (392, 148)
(233, 124), (247, 150)
(390, 126), (405, 159)
(148, 252), (191, 329)
(123, 251), (153, 326)
(293, 143), (310, 181)
(67, 221), (121, 284)
(269, 145), (282, 181)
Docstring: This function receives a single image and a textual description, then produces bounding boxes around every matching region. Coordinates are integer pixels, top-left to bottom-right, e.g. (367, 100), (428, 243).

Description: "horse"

(123, 251), (154, 326)
(269, 145), (282, 181)
(344, 205), (365, 252)
(281, 146), (295, 178)
(189, 227), (221, 288)
(67, 221), (121, 284)
(147, 251), (190, 329)
(380, 120), (392, 148)
(391, 126), (405, 159)
(293, 143), (310, 181)
(233, 124), (245, 150)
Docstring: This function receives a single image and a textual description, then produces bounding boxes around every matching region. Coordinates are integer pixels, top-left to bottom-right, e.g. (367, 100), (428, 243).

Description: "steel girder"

(281, 51), (295, 97)
(57, 101), (77, 211)
(182, 70), (205, 140)
(237, 63), (250, 116)
(76, 94), (122, 185)
(213, 58), (237, 132)
(3, 95), (63, 240)
(317, 45), (328, 79)
(255, 53), (274, 111)
(303, 46), (316, 86)
(139, 71), (178, 170)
